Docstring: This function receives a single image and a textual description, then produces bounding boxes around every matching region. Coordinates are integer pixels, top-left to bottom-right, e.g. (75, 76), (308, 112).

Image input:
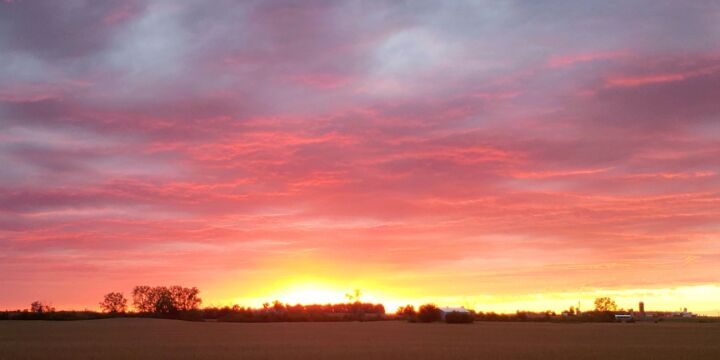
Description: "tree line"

(1, 285), (386, 322)
(206, 301), (386, 322)
(1, 289), (674, 324)
(392, 296), (642, 323)
(99, 286), (202, 315)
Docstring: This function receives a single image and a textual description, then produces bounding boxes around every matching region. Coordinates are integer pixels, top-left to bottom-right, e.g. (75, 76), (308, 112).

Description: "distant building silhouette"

(438, 307), (470, 320)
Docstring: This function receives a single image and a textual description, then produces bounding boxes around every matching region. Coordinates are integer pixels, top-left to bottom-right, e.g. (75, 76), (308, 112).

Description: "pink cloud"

(102, 7), (137, 25)
(605, 63), (720, 88)
(623, 171), (716, 180)
(548, 51), (628, 68)
(290, 73), (353, 89)
(1, 0), (719, 311)
(509, 167), (613, 179)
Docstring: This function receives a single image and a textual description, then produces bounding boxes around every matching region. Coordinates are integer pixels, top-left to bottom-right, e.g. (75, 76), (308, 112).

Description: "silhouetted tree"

(100, 292), (128, 313)
(132, 285), (201, 315)
(132, 286), (154, 313)
(445, 311), (474, 323)
(208, 301), (385, 323)
(154, 288), (177, 314)
(169, 286), (201, 311)
(594, 297), (618, 312)
(417, 304), (442, 322)
(271, 300), (286, 313)
(396, 304), (416, 319)
(30, 301), (54, 313)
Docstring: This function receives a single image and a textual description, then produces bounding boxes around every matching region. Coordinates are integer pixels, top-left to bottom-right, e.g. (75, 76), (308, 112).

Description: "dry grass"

(1, 319), (719, 359)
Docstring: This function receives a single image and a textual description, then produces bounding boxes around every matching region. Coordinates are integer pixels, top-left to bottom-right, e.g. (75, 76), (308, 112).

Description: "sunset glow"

(1, 1), (719, 316)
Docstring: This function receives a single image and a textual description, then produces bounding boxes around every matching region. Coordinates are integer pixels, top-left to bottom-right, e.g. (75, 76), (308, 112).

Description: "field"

(1, 319), (719, 359)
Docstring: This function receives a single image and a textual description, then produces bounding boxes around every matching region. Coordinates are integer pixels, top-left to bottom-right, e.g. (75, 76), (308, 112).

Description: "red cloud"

(1, 1), (719, 311)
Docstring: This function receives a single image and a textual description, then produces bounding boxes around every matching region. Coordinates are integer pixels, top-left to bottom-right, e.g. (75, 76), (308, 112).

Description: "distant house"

(614, 314), (633, 322)
(438, 307), (470, 320)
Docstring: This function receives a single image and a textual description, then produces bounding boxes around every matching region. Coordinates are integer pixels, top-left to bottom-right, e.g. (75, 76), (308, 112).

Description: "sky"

(1, 0), (719, 315)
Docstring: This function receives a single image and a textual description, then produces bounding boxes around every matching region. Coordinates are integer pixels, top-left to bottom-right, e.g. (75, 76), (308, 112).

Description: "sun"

(230, 276), (403, 309)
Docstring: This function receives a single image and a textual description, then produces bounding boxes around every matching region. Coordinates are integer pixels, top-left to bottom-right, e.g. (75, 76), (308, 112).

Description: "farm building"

(614, 314), (633, 322)
(438, 307), (471, 320)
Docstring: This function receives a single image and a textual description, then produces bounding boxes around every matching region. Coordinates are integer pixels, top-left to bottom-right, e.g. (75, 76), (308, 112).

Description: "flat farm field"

(1, 319), (719, 359)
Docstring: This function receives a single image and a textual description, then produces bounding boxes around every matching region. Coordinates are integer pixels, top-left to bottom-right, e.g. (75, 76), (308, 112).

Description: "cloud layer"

(1, 0), (719, 311)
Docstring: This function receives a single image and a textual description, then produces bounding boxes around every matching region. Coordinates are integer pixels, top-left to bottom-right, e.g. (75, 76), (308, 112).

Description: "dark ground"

(1, 319), (719, 359)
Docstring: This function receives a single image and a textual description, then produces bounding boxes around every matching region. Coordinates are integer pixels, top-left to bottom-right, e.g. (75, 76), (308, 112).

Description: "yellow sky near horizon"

(208, 280), (720, 316)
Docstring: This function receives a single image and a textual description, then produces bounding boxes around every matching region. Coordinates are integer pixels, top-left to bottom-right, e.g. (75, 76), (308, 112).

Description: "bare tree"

(132, 286), (154, 313)
(154, 288), (177, 314)
(133, 285), (202, 314)
(100, 292), (128, 313)
(30, 301), (54, 313)
(169, 286), (202, 311)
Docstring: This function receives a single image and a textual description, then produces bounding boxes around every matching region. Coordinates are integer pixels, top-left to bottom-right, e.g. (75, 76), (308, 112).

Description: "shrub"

(30, 301), (54, 314)
(445, 311), (474, 324)
(417, 304), (442, 323)
(396, 305), (416, 320)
